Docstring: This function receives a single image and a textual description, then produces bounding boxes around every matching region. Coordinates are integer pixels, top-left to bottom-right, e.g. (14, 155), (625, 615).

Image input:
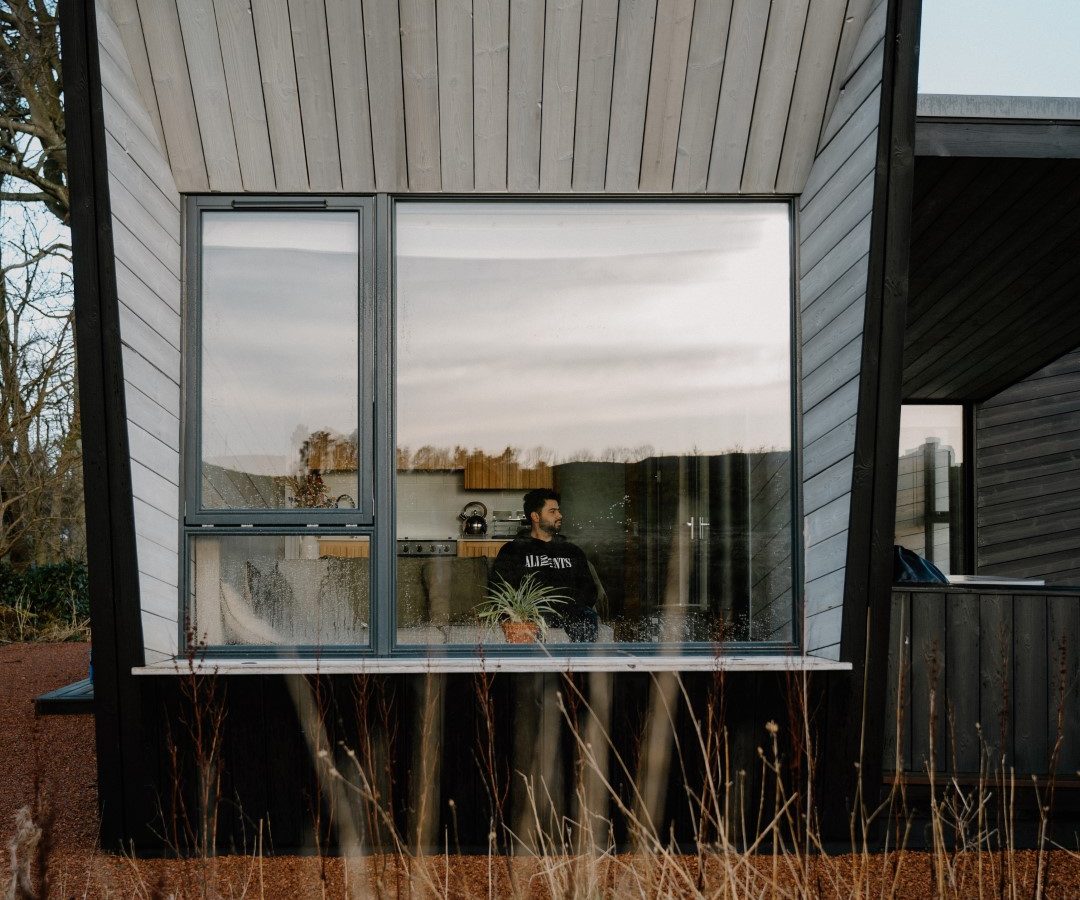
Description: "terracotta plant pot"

(501, 621), (540, 644)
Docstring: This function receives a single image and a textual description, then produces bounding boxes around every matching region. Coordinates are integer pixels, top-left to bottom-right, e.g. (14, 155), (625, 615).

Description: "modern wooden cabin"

(57, 0), (1080, 851)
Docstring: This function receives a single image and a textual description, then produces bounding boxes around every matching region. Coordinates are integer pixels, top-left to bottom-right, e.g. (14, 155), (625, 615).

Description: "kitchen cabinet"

(318, 539), (371, 558)
(462, 453), (554, 489)
(457, 540), (507, 558)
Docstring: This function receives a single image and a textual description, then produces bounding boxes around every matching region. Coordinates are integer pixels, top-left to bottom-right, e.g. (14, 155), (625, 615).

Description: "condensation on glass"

(199, 212), (360, 511)
(895, 405), (966, 574)
(189, 534), (370, 646)
(394, 202), (795, 646)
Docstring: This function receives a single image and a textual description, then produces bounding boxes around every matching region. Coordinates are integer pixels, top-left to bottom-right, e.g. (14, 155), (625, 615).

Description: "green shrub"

(0, 560), (90, 641)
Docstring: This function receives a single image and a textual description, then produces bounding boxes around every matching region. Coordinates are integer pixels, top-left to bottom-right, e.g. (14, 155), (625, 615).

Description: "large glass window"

(185, 198), (374, 648)
(394, 202), (796, 647)
(184, 198), (799, 655)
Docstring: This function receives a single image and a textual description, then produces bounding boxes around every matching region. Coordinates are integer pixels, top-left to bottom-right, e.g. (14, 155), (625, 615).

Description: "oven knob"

(415, 543), (422, 554)
(401, 544), (409, 553)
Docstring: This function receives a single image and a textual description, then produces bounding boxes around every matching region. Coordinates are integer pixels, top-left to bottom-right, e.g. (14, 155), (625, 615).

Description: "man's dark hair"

(523, 488), (560, 523)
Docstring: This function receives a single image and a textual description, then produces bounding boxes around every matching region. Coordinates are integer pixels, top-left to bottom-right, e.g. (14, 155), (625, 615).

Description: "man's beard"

(538, 520), (561, 536)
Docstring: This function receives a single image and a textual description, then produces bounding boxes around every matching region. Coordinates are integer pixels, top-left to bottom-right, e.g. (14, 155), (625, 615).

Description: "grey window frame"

(182, 195), (376, 526)
(180, 194), (803, 659)
(384, 195), (804, 658)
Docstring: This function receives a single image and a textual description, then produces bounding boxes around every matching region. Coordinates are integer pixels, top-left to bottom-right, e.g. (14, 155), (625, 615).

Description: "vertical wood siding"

(798, 0), (887, 660)
(100, 0), (869, 194)
(886, 587), (1080, 777)
(98, 2), (183, 661)
(976, 348), (1080, 586)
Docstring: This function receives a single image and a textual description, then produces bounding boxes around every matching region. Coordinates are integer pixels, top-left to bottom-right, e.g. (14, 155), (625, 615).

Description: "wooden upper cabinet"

(462, 452), (554, 490)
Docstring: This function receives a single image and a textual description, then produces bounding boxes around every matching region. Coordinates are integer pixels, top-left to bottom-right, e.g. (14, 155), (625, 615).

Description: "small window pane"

(199, 212), (360, 511)
(189, 534), (370, 646)
(394, 202), (795, 647)
(895, 405), (965, 575)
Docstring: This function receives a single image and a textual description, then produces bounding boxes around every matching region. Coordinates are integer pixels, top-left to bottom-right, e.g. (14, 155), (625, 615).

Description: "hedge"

(0, 560), (90, 621)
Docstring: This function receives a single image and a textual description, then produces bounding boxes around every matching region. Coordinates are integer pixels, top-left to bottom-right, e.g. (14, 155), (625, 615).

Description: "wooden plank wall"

(903, 158), (1080, 402)
(99, 0), (872, 196)
(99, 0), (182, 661)
(886, 587), (1080, 778)
(975, 348), (1080, 586)
(798, 0), (885, 660)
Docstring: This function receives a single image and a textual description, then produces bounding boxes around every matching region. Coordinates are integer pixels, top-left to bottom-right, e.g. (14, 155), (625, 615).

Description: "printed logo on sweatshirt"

(524, 555), (574, 570)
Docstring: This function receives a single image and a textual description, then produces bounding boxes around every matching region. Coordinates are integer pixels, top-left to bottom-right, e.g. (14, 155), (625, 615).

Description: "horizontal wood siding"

(99, 0), (868, 195)
(885, 587), (1080, 777)
(903, 157), (1080, 401)
(797, 5), (887, 659)
(98, 3), (182, 661)
(976, 348), (1080, 586)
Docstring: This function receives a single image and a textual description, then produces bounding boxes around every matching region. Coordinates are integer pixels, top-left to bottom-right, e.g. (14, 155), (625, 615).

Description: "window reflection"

(895, 405), (966, 575)
(394, 202), (795, 645)
(199, 212), (359, 510)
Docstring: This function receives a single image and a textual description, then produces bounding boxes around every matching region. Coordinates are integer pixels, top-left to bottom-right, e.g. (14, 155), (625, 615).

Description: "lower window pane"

(189, 533), (370, 646)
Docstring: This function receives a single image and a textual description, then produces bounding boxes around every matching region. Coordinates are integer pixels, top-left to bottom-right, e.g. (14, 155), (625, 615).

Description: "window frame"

(180, 194), (803, 659)
(182, 194), (376, 527)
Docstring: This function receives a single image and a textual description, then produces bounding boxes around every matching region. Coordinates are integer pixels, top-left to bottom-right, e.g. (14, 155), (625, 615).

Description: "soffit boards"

(903, 155), (1080, 402)
(100, 0), (877, 195)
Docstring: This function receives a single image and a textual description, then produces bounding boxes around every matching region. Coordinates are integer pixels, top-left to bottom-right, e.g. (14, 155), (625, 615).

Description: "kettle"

(458, 501), (489, 536)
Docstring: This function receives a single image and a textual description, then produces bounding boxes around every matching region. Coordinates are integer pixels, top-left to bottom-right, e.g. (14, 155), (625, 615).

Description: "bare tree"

(0, 0), (67, 222)
(0, 208), (81, 565)
(0, 0), (79, 567)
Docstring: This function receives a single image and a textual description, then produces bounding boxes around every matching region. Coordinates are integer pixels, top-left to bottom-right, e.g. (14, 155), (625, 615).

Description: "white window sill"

(132, 654), (851, 675)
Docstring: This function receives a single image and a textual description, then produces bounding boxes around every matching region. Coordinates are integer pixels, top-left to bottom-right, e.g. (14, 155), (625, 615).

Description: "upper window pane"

(199, 212), (360, 511)
(394, 202), (794, 647)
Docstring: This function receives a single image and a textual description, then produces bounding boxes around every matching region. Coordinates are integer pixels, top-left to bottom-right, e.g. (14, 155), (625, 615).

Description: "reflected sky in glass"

(200, 212), (359, 477)
(899, 405), (964, 464)
(396, 203), (793, 460)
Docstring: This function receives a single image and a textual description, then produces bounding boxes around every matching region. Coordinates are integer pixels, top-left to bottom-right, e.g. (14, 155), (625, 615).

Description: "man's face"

(532, 499), (563, 536)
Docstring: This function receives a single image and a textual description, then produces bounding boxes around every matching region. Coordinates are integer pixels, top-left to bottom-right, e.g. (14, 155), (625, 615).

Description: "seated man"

(491, 488), (599, 642)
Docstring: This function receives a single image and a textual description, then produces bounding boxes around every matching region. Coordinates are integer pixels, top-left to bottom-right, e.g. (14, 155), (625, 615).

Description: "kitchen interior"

(393, 447), (795, 645)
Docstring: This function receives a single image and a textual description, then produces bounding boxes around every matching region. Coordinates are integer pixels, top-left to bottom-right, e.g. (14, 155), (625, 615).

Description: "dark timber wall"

(127, 670), (829, 854)
(975, 347), (1080, 586)
(886, 586), (1080, 778)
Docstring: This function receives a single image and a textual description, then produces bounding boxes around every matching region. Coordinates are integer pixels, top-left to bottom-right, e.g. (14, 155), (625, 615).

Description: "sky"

(919, 0), (1080, 97)
(395, 203), (794, 462)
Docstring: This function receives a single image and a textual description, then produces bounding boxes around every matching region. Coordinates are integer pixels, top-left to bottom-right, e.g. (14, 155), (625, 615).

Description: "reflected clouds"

(396, 202), (793, 458)
(201, 213), (359, 478)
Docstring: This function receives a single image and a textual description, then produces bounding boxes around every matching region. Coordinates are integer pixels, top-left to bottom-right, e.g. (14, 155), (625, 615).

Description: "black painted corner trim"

(59, 0), (145, 848)
(822, 0), (923, 833)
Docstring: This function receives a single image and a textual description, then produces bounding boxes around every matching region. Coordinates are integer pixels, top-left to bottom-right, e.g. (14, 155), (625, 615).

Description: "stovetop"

(396, 539), (457, 556)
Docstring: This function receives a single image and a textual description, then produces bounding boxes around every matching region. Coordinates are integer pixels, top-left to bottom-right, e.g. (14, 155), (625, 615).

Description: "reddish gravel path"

(5, 642), (1080, 897)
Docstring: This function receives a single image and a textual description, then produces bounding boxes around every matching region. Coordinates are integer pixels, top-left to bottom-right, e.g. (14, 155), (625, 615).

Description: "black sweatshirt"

(490, 535), (597, 613)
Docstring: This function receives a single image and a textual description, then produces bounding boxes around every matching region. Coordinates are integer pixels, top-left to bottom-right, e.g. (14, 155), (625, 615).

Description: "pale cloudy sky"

(919, 0), (1080, 97)
(395, 203), (794, 461)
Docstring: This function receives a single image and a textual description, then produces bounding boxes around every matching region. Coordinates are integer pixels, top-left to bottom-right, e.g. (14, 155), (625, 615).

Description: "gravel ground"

(5, 642), (1080, 897)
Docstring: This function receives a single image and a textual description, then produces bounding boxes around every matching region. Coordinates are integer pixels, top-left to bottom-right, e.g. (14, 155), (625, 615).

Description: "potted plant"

(475, 574), (568, 644)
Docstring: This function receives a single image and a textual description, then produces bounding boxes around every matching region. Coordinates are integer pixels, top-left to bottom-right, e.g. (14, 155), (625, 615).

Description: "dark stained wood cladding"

(976, 348), (1080, 585)
(129, 670), (836, 853)
(886, 586), (1080, 777)
(902, 156), (1080, 401)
